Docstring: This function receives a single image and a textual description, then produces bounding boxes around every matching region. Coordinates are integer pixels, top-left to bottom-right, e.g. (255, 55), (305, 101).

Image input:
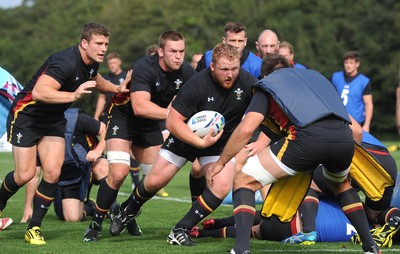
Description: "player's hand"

(201, 129), (223, 148)
(207, 162), (224, 187)
(116, 69), (132, 93)
(74, 81), (97, 100)
(244, 141), (264, 157)
(86, 150), (101, 162)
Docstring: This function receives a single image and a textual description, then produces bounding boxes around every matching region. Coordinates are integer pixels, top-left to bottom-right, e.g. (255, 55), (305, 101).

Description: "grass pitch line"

(118, 190), (233, 206)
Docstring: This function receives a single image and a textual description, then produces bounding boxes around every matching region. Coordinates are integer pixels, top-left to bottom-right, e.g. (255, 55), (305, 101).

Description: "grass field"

(1, 143), (400, 254)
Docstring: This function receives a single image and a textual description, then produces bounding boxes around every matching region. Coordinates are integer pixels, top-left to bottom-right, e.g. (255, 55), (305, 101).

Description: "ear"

(255, 41), (259, 51)
(81, 39), (88, 50)
(222, 37), (226, 44)
(158, 47), (163, 57)
(210, 62), (215, 72)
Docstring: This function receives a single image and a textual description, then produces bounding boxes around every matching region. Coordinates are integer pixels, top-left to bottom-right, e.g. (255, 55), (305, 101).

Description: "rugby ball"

(187, 110), (225, 138)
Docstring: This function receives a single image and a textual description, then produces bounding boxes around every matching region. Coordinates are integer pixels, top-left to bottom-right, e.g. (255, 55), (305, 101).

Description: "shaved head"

(255, 29), (280, 59)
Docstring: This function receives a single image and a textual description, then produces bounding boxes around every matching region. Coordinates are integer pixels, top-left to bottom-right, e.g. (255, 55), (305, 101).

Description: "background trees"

(0, 0), (398, 135)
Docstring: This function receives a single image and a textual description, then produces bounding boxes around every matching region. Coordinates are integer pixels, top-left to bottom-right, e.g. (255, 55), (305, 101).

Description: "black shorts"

(7, 112), (66, 147)
(270, 118), (354, 174)
(106, 104), (164, 148)
(259, 215), (295, 241)
(161, 133), (224, 162)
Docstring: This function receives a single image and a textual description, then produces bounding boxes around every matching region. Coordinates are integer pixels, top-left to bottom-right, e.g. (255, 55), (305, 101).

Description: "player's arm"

(93, 72), (130, 94)
(32, 74), (96, 103)
(219, 111), (263, 166)
(86, 121), (106, 162)
(362, 94), (373, 133)
(243, 131), (271, 157)
(93, 93), (106, 120)
(166, 107), (221, 149)
(348, 114), (363, 143)
(130, 91), (169, 120)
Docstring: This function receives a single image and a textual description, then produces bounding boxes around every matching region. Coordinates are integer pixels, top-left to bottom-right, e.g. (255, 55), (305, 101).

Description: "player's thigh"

(91, 157), (109, 180)
(12, 146), (38, 184)
(144, 155), (180, 190)
(132, 144), (162, 164)
(38, 136), (65, 182)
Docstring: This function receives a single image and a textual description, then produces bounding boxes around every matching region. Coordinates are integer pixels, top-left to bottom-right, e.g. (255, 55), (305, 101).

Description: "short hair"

(106, 52), (121, 61)
(211, 43), (240, 64)
(145, 44), (158, 55)
(343, 51), (359, 62)
(80, 22), (110, 42)
(261, 54), (290, 77)
(158, 31), (185, 49)
(279, 41), (294, 54)
(224, 21), (246, 37)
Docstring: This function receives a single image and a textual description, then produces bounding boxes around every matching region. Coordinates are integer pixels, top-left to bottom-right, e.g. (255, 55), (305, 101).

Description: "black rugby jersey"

(130, 54), (196, 109)
(12, 46), (99, 120)
(172, 68), (258, 145)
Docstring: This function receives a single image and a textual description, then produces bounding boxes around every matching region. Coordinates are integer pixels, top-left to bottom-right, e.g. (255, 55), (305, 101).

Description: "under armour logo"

(208, 97), (214, 102)
(75, 76), (79, 81)
(174, 79), (183, 89)
(155, 82), (160, 87)
(195, 209), (204, 218)
(118, 78), (125, 84)
(89, 69), (95, 79)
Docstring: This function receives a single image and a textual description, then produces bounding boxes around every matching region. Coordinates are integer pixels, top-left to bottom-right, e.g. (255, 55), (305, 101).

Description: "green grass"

(1, 145), (400, 254)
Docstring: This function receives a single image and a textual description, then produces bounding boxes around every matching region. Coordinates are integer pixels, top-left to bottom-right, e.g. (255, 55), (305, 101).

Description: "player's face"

(256, 36), (279, 59)
(278, 47), (293, 61)
(107, 58), (122, 74)
(83, 34), (109, 64)
(223, 31), (247, 56)
(159, 40), (185, 72)
(344, 58), (360, 76)
(210, 56), (240, 89)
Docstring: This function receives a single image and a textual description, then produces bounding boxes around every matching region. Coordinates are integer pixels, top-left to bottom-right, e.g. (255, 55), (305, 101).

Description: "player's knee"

(63, 212), (82, 222)
(143, 173), (166, 192)
(140, 163), (152, 176)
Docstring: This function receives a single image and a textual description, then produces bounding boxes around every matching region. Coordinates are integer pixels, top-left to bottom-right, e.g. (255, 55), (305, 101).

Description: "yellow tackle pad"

(350, 142), (394, 201)
(260, 172), (312, 223)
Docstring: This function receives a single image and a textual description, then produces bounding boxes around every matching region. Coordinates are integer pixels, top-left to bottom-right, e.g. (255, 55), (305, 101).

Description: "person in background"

(145, 44), (159, 56)
(278, 41), (307, 69)
(0, 22), (130, 245)
(196, 21), (261, 78)
(94, 52), (141, 192)
(190, 53), (203, 69)
(331, 51), (373, 133)
(255, 29), (280, 60)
